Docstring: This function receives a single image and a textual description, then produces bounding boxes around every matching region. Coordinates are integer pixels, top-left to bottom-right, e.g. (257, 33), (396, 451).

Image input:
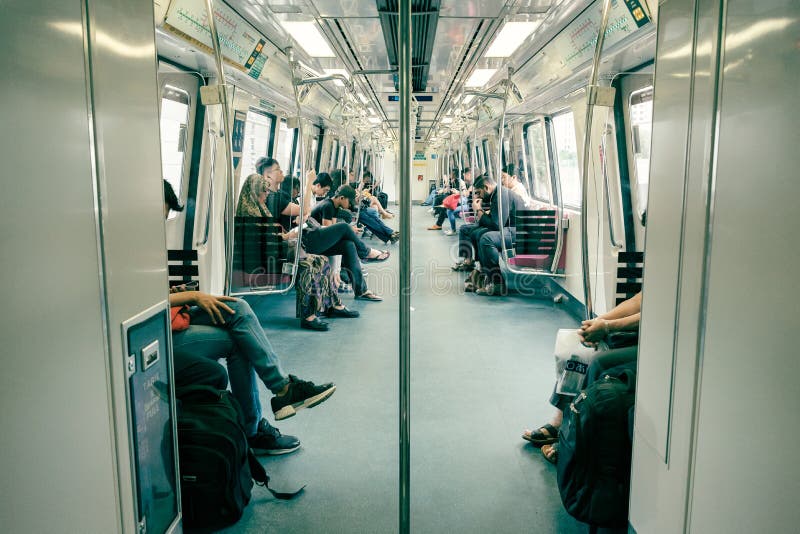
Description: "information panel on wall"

(549, 0), (651, 70)
(163, 0), (268, 80)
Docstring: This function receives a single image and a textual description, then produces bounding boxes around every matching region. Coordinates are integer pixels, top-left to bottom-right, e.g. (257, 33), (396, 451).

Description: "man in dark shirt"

(305, 185), (387, 301)
(473, 175), (521, 295)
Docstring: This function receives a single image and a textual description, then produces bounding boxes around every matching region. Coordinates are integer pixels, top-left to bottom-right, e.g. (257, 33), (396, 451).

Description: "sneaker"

(443, 229), (455, 236)
(248, 419), (300, 455)
(272, 375), (336, 421)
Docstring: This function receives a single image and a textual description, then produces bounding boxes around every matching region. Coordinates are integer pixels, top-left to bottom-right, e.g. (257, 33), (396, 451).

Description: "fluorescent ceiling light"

(280, 21), (335, 57)
(465, 68), (497, 87)
(323, 68), (350, 86)
(368, 107), (376, 116)
(441, 117), (453, 124)
(357, 93), (369, 104)
(368, 117), (381, 124)
(462, 94), (475, 104)
(485, 21), (540, 57)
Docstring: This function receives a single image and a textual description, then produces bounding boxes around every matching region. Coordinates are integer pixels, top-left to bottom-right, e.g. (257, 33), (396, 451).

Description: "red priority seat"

(508, 209), (567, 273)
(507, 254), (552, 269)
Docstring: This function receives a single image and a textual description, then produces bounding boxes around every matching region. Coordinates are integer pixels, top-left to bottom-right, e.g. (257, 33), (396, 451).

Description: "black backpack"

(176, 386), (302, 529)
(556, 367), (636, 528)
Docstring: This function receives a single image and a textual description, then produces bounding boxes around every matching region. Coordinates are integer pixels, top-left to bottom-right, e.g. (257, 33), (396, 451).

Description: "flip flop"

(522, 424), (559, 447)
(354, 291), (383, 302)
(364, 250), (390, 262)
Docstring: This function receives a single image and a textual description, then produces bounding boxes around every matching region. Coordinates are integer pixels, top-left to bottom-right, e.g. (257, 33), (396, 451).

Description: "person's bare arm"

(578, 292), (642, 344)
(169, 291), (238, 325)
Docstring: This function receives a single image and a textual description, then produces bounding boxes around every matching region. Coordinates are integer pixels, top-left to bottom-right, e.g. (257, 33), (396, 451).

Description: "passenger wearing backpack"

(165, 180), (336, 456)
(522, 292), (641, 462)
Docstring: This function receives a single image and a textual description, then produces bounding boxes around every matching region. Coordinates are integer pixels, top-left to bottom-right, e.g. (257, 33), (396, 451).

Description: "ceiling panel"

(439, 0), (508, 18)
(340, 18), (391, 69)
(310, 0), (379, 17)
(426, 18), (479, 92)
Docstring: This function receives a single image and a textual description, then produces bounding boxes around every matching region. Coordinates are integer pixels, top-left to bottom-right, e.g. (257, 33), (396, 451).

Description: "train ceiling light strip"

(279, 21), (336, 57)
(484, 21), (541, 58)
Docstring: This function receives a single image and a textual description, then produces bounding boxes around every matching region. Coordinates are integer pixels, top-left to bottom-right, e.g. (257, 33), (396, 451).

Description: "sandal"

(354, 291), (383, 302)
(522, 424), (559, 447)
(364, 250), (390, 262)
(464, 282), (476, 292)
(541, 443), (559, 464)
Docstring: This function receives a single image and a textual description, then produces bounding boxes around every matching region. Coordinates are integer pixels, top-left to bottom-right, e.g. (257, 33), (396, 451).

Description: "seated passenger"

(500, 164), (534, 208)
(429, 168), (472, 234)
(360, 171), (393, 219)
(354, 173), (398, 244)
(312, 172), (333, 201)
(473, 175), (522, 296)
(524, 292), (642, 463)
(305, 185), (387, 301)
(452, 175), (517, 291)
(237, 174), (358, 332)
(163, 180), (335, 455)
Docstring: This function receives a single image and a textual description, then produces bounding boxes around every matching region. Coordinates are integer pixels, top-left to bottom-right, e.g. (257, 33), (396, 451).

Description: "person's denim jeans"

(359, 208), (394, 242)
(422, 190), (436, 205)
(171, 298), (289, 436)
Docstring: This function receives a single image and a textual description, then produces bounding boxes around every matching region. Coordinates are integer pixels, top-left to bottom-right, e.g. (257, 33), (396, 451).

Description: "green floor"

(223, 206), (587, 534)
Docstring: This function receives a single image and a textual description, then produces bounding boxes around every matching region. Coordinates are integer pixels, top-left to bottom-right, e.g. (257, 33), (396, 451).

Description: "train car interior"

(3, 0), (799, 533)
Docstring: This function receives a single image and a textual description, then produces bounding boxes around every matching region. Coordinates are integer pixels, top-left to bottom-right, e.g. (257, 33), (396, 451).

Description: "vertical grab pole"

(398, 0), (412, 531)
(288, 49), (306, 285)
(580, 0), (613, 320)
(202, 0), (236, 296)
(496, 68), (514, 266)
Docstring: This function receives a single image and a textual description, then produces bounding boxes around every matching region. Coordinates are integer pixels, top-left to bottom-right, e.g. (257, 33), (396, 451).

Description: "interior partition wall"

(630, 1), (800, 532)
(1, 1), (177, 532)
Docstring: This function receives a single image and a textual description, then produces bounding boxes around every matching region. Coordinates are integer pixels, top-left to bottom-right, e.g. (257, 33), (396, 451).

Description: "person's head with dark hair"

(500, 164), (518, 188)
(163, 179), (183, 219)
(472, 174), (497, 200)
(256, 157), (284, 189)
(328, 169), (346, 198)
(281, 175), (301, 199)
(461, 167), (473, 185)
(331, 184), (357, 210)
(313, 172), (333, 197)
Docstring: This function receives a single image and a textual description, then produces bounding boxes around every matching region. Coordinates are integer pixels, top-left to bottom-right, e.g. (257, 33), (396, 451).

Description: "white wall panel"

(0, 2), (119, 531)
(688, 1), (800, 531)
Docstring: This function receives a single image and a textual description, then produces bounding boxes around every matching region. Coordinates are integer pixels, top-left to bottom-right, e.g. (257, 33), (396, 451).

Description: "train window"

(629, 86), (654, 219)
(311, 136), (319, 173)
(159, 85), (190, 219)
(328, 139), (339, 171)
(275, 119), (295, 176)
(482, 139), (493, 179)
(551, 111), (581, 208)
(239, 109), (274, 191)
(525, 120), (552, 203)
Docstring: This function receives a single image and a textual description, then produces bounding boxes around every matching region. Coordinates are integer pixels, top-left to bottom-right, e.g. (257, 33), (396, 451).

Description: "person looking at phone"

(163, 180), (336, 455)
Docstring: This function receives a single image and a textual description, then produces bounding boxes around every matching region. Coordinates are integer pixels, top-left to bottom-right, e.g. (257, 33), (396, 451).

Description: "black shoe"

(326, 306), (360, 318)
(272, 375), (336, 421)
(248, 419), (300, 455)
(301, 317), (329, 331)
(452, 261), (474, 272)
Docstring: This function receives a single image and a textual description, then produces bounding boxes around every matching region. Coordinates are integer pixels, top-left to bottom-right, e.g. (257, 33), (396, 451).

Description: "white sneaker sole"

(273, 385), (336, 421)
(251, 443), (301, 456)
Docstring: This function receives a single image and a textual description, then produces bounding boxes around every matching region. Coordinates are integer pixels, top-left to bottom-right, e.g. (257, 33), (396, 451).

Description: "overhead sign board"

(164, 0), (269, 80)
